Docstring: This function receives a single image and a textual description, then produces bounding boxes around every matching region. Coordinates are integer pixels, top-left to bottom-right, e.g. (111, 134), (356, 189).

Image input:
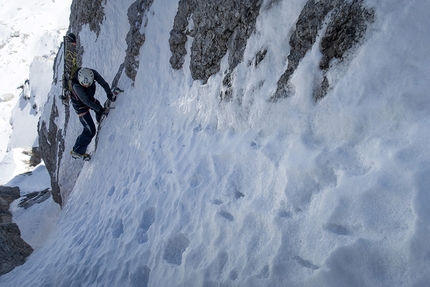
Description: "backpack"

(60, 33), (78, 105)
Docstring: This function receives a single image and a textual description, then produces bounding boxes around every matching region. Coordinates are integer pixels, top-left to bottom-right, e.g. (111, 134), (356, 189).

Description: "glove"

(107, 93), (116, 102)
(96, 108), (109, 124)
(97, 106), (109, 115)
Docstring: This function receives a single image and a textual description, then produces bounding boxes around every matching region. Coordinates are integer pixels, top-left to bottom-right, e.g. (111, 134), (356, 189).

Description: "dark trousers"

(73, 112), (96, 154)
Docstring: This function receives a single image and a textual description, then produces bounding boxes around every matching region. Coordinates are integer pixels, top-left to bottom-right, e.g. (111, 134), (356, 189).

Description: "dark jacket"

(70, 68), (111, 116)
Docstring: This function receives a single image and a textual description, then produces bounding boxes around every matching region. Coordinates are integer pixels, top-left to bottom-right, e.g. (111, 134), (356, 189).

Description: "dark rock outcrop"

(0, 186), (33, 276)
(169, 0), (262, 85)
(29, 147), (42, 167)
(273, 0), (338, 100)
(69, 0), (105, 37)
(0, 186), (20, 204)
(0, 223), (33, 276)
(273, 0), (374, 101)
(123, 0), (155, 82)
(21, 147), (42, 167)
(38, 95), (84, 206)
(169, 0), (373, 102)
(316, 0), (374, 100)
(320, 1), (375, 69)
(38, 98), (65, 206)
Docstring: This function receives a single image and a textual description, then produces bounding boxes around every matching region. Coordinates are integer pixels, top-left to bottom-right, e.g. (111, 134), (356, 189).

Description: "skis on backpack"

(60, 33), (77, 106)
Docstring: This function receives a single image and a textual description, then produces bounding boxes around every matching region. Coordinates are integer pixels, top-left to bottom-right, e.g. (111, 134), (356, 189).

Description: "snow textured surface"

(1, 0), (430, 286)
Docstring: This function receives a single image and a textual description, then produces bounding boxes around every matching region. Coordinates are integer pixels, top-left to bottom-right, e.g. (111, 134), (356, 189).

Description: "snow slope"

(2, 0), (430, 286)
(0, 0), (71, 181)
(0, 0), (69, 272)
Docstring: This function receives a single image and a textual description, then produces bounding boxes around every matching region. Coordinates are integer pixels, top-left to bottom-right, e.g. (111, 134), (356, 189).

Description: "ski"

(93, 87), (123, 152)
(93, 64), (125, 152)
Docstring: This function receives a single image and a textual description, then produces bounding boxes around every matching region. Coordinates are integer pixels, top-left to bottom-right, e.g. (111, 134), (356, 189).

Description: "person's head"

(78, 68), (94, 87)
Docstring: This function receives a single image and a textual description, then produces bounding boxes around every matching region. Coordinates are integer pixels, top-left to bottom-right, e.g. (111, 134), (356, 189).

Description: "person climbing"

(69, 67), (115, 161)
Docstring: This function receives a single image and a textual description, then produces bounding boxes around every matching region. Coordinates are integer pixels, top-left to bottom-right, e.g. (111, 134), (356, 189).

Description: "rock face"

(70, 0), (105, 37)
(38, 100), (66, 206)
(0, 187), (20, 224)
(28, 147), (42, 167)
(123, 0), (155, 82)
(273, 0), (374, 101)
(169, 0), (262, 86)
(168, 0), (373, 101)
(0, 186), (33, 276)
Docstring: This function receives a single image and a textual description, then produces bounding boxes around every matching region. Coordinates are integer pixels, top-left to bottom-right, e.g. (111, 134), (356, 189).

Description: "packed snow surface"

(1, 0), (430, 286)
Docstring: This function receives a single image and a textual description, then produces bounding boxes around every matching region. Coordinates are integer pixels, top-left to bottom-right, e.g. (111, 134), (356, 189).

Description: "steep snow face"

(3, 0), (430, 286)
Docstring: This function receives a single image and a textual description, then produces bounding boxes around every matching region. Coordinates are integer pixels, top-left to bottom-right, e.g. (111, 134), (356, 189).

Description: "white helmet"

(78, 68), (94, 86)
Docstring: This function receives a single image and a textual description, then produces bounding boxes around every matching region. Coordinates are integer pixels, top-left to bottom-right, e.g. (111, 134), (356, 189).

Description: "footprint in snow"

(108, 186), (115, 196)
(163, 233), (190, 266)
(130, 266), (150, 287)
(324, 223), (351, 236)
(136, 207), (156, 244)
(294, 255), (319, 270)
(218, 210), (234, 222)
(112, 218), (124, 238)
